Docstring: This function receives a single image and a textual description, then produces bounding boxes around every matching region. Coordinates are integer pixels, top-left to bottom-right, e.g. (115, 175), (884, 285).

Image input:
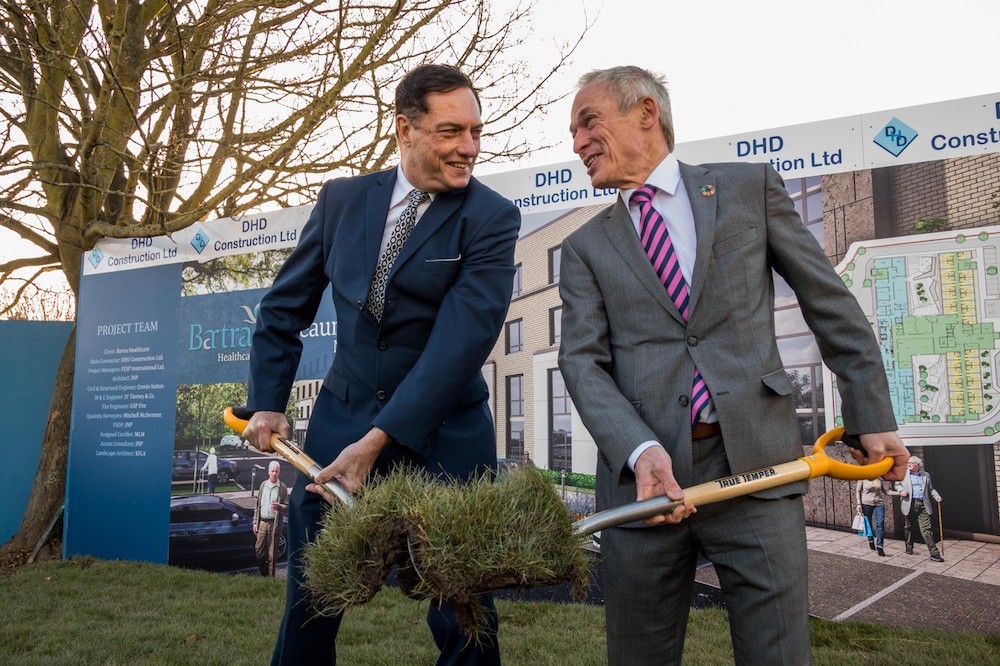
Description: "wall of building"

(888, 154), (1000, 235)
(486, 205), (600, 470)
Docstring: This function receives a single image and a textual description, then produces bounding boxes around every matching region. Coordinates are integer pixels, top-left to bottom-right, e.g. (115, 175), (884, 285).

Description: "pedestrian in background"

(856, 478), (889, 556)
(201, 447), (219, 494)
(253, 460), (289, 576)
(895, 455), (944, 561)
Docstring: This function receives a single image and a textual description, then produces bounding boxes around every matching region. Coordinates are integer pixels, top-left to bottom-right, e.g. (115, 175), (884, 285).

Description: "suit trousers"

(271, 469), (501, 666)
(255, 519), (281, 576)
(602, 434), (811, 666)
(904, 501), (940, 557)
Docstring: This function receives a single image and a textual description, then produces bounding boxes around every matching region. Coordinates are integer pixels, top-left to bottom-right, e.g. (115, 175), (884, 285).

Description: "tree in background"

(0, 0), (585, 558)
(175, 383), (251, 446)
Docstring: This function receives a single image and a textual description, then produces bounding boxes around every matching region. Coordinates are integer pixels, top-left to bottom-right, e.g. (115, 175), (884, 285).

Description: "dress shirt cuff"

(628, 441), (663, 472)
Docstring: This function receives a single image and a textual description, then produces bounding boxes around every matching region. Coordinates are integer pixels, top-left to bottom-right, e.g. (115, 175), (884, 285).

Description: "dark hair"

(395, 64), (481, 121)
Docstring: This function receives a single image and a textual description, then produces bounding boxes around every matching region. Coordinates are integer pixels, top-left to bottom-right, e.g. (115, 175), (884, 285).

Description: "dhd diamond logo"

(874, 117), (918, 157)
(88, 247), (104, 268)
(191, 229), (209, 254)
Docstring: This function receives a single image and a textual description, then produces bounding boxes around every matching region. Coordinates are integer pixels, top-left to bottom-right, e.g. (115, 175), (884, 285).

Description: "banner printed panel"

(66, 264), (182, 562)
(82, 206), (311, 276)
(480, 91), (1000, 215)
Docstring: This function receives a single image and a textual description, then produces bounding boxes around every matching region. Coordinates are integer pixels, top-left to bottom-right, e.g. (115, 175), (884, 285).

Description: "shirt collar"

(620, 153), (681, 206)
(393, 165), (435, 208)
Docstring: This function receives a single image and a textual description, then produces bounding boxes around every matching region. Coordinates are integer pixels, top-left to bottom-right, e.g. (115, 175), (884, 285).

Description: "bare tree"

(0, 283), (75, 320)
(0, 0), (586, 558)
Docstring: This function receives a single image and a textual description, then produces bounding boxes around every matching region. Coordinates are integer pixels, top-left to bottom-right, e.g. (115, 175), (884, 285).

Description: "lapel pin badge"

(700, 185), (716, 197)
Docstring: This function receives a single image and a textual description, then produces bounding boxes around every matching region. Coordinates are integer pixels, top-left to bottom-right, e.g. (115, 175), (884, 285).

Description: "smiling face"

(570, 81), (667, 190)
(397, 87), (482, 193)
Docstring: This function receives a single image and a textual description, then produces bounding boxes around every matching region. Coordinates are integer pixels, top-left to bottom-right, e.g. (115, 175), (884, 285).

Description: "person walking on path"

(856, 478), (889, 556)
(201, 447), (219, 494)
(894, 455), (944, 561)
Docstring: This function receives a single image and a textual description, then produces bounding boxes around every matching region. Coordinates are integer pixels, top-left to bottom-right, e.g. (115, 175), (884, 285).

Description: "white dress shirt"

(623, 154), (718, 471)
(378, 166), (435, 257)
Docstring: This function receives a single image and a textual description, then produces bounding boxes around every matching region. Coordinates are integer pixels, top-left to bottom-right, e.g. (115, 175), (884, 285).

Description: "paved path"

(694, 526), (1000, 635)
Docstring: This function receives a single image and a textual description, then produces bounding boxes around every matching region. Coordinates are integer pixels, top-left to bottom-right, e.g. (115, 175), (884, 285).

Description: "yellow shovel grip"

(802, 426), (894, 480)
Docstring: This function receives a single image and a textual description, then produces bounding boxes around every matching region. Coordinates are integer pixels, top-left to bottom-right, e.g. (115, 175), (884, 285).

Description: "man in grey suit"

(557, 66), (911, 665)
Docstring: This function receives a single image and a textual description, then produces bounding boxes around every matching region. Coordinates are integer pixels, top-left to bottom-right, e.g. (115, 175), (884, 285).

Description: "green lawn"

(2, 558), (997, 665)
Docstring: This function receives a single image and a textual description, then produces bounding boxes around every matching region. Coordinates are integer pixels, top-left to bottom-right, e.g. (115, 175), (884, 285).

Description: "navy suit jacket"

(247, 168), (520, 479)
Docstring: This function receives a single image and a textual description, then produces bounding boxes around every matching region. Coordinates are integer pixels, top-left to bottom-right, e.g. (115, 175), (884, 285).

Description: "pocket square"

(425, 254), (462, 263)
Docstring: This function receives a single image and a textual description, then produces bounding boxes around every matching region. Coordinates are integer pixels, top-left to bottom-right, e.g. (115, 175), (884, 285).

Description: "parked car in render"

(172, 449), (240, 484)
(218, 434), (246, 450)
(168, 494), (287, 572)
(496, 458), (522, 475)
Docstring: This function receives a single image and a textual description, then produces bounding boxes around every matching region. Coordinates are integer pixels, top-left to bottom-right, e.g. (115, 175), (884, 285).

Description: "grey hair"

(578, 66), (674, 151)
(268, 460), (281, 472)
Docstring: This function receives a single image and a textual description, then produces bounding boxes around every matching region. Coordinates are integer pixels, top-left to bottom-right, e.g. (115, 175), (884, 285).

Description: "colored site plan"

(826, 226), (1000, 444)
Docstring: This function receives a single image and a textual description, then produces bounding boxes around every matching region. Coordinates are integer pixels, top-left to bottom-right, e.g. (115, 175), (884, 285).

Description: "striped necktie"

(631, 184), (711, 424)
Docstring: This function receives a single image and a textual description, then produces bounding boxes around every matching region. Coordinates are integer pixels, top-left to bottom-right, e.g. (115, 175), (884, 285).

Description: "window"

(787, 176), (824, 252)
(171, 502), (237, 524)
(786, 365), (825, 446)
(548, 246), (561, 284)
(549, 306), (562, 345)
(506, 375), (524, 460)
(512, 264), (523, 298)
(505, 319), (523, 354)
(549, 369), (572, 471)
(780, 176), (826, 445)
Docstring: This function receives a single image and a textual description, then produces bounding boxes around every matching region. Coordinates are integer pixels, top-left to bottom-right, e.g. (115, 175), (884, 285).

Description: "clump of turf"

(303, 465), (591, 639)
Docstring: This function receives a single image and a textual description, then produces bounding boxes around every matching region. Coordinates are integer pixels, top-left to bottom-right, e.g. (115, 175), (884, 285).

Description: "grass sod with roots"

(303, 465), (592, 641)
(3, 559), (999, 665)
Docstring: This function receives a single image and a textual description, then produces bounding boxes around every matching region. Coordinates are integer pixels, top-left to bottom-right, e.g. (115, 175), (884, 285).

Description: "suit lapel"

(366, 170), (397, 285)
(680, 162), (717, 317)
(389, 187), (463, 281)
(601, 199), (683, 323)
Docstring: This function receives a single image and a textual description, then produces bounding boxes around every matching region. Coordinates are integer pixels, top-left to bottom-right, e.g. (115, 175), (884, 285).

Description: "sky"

(478, 0), (1000, 172)
(4, 0), (1000, 278)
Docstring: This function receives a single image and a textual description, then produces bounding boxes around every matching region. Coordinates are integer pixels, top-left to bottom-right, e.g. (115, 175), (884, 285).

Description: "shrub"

(539, 468), (596, 490)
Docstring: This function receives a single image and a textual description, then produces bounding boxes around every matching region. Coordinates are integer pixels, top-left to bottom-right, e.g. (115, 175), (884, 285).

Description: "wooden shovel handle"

(224, 407), (355, 508)
(572, 426), (893, 536)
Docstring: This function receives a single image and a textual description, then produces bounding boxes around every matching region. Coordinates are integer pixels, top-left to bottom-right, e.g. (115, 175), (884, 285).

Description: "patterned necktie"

(368, 189), (430, 322)
(630, 184), (710, 424)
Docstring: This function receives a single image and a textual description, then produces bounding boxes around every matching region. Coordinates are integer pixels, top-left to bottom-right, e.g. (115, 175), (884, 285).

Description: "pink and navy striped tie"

(631, 184), (711, 424)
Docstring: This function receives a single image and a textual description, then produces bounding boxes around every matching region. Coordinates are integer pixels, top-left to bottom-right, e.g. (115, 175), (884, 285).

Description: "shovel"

(224, 406), (891, 539)
(224, 407), (354, 507)
(224, 408), (893, 635)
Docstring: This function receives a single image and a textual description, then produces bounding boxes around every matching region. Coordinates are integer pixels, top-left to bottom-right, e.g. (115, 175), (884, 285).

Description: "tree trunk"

(1, 327), (75, 559)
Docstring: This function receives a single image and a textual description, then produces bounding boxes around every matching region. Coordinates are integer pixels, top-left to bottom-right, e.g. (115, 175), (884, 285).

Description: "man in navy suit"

(242, 64), (520, 665)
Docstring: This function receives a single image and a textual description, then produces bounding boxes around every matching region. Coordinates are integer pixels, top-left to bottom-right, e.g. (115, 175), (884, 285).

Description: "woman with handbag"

(856, 478), (889, 556)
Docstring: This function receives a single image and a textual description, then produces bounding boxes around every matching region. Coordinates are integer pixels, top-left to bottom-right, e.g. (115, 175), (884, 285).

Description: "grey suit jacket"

(895, 471), (941, 516)
(558, 161), (897, 514)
